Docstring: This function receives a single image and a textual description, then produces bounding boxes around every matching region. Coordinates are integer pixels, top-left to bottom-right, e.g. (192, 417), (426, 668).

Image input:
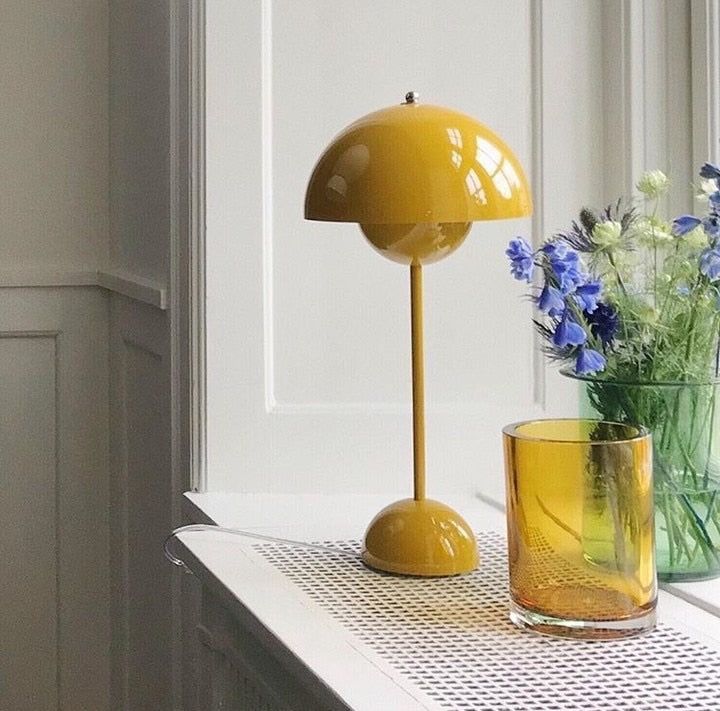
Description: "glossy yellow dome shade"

(304, 100), (533, 225)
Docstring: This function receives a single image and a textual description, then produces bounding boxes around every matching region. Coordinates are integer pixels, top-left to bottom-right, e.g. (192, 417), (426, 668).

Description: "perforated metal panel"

(258, 532), (720, 711)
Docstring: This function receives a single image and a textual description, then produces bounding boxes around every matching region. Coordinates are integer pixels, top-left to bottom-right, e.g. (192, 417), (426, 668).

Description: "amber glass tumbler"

(503, 419), (656, 639)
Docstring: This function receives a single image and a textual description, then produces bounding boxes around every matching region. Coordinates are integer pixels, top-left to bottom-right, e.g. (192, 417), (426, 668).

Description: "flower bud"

(637, 304), (659, 324)
(637, 169), (669, 198)
(592, 220), (623, 248)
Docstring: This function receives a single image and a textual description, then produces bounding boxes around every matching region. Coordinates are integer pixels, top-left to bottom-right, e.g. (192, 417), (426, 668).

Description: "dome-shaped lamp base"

(362, 498), (479, 577)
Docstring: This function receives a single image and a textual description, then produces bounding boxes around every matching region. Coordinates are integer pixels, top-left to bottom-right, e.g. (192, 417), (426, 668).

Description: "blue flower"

(672, 215), (702, 236)
(555, 262), (586, 295)
(552, 311), (587, 348)
(575, 348), (606, 375)
(542, 241), (569, 260)
(700, 162), (720, 181)
(703, 215), (720, 240)
(587, 303), (618, 347)
(677, 285), (690, 296)
(700, 248), (720, 281)
(574, 280), (602, 314)
(543, 241), (586, 294)
(537, 284), (565, 317)
(710, 191), (720, 210)
(506, 237), (535, 282)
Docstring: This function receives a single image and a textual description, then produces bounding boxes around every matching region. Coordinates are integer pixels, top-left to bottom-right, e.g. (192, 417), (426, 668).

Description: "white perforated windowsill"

(257, 533), (720, 710)
(181, 493), (720, 711)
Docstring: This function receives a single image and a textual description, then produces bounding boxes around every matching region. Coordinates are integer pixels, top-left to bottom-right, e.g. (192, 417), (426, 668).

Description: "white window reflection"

(475, 137), (517, 200)
(465, 168), (487, 205)
(446, 127), (463, 148)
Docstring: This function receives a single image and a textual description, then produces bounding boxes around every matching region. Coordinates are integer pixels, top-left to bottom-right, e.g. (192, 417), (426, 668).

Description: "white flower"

(682, 225), (708, 250)
(636, 169), (669, 198)
(592, 220), (623, 248)
(697, 178), (717, 204)
(631, 216), (674, 245)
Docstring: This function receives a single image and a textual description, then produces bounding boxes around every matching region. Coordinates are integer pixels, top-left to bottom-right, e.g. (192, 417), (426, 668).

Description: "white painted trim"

(189, 0), (207, 493)
(529, 0), (546, 409)
(0, 267), (168, 310)
(0, 267), (98, 288)
(261, 0), (276, 413)
(96, 269), (168, 309)
(692, 0), (720, 165)
(601, 0), (696, 209)
(623, 0), (647, 197)
(259, 1), (549, 416)
(602, 0), (647, 200)
(269, 401), (547, 417)
(169, 3), (192, 710)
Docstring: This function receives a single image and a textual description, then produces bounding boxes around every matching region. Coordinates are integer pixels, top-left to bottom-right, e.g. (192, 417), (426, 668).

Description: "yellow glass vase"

(503, 419), (656, 639)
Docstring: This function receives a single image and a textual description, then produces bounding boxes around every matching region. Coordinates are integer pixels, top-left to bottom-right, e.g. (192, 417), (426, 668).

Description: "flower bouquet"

(507, 163), (720, 580)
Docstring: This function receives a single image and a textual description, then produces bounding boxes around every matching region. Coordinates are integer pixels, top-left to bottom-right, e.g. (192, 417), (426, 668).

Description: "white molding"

(602, 0), (647, 200)
(170, 2), (198, 709)
(529, 0), (546, 409)
(664, 0), (695, 215)
(1, 293), (110, 709)
(169, 0), (192, 504)
(270, 401), (547, 418)
(0, 329), (60, 339)
(169, 6), (185, 710)
(261, 1), (548, 416)
(0, 267), (168, 309)
(97, 269), (168, 309)
(0, 267), (98, 288)
(602, 0), (695, 209)
(261, 0), (276, 413)
(623, 0), (647, 197)
(0, 328), (60, 706)
(189, 0), (207, 493)
(692, 0), (720, 165)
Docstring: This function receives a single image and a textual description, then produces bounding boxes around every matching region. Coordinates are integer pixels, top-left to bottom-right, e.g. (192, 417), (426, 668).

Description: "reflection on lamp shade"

(305, 103), (532, 225)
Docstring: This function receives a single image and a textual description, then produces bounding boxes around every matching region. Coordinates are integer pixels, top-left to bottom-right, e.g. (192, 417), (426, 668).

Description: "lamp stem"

(410, 263), (426, 501)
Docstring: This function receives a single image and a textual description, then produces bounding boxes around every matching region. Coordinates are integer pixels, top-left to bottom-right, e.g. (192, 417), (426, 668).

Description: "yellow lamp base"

(362, 498), (479, 577)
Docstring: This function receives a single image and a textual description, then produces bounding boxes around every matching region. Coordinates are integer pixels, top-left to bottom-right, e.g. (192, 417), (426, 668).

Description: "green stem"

(607, 251), (629, 299)
(660, 494), (677, 566)
(678, 493), (720, 567)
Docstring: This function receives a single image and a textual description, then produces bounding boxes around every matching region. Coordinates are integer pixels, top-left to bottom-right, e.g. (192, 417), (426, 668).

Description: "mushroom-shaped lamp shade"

(304, 97), (532, 576)
(305, 100), (532, 264)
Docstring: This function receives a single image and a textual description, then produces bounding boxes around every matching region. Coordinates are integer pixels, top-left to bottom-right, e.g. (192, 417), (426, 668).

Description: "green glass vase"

(563, 370), (720, 581)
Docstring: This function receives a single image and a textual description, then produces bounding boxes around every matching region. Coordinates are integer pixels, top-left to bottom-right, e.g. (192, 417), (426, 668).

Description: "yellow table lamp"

(305, 92), (532, 576)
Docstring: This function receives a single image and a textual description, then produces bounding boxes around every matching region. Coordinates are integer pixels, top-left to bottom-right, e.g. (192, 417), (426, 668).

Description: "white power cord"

(163, 524), (361, 574)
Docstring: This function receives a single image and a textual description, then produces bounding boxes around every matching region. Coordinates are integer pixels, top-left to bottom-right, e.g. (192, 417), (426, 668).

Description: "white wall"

(0, 1), (108, 277)
(0, 3), (110, 710)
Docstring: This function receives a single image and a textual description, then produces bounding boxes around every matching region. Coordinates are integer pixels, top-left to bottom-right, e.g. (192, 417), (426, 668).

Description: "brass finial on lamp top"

(305, 92), (532, 576)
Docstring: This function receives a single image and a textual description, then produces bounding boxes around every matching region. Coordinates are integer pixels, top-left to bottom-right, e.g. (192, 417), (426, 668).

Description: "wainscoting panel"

(109, 294), (173, 711)
(0, 333), (57, 711)
(0, 287), (109, 711)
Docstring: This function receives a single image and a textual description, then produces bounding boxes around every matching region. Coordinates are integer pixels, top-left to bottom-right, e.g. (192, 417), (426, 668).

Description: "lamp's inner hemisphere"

(360, 221), (471, 265)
